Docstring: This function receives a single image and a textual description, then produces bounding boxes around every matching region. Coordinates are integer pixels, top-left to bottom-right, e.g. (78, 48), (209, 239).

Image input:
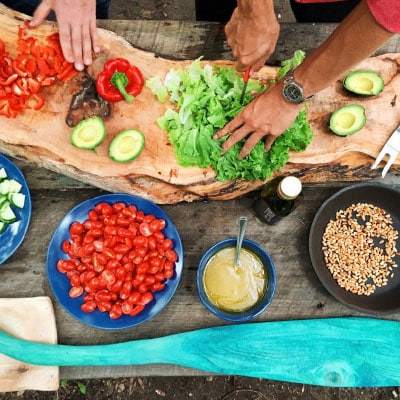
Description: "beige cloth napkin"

(0, 297), (59, 392)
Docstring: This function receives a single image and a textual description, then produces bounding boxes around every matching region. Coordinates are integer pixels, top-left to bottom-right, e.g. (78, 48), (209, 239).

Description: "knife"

(2, 317), (400, 387)
(239, 67), (251, 105)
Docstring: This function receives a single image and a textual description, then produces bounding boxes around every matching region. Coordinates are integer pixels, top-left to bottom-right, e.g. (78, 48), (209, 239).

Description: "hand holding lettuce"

(146, 52), (313, 182)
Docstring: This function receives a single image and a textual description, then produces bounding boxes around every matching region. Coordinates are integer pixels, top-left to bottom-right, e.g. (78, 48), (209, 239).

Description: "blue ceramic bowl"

(197, 238), (276, 322)
(47, 193), (183, 330)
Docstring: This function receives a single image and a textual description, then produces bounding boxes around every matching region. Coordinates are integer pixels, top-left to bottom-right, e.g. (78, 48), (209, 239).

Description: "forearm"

(294, 0), (394, 98)
(237, 0), (275, 18)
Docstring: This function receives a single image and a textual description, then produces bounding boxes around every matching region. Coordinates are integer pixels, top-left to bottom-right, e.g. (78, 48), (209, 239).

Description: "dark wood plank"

(98, 20), (400, 63)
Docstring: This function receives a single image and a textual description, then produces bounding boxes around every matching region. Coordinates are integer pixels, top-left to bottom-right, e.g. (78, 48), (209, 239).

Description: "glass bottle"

(253, 176), (303, 225)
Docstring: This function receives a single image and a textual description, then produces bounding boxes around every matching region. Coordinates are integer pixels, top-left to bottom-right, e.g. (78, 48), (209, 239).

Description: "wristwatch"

(282, 70), (313, 104)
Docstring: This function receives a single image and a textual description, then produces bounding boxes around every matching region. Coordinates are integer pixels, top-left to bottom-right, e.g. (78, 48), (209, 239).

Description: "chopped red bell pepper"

(0, 25), (79, 118)
(96, 57), (144, 103)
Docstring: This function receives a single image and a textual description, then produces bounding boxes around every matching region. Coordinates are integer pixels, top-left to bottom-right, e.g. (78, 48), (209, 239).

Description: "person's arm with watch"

(214, 0), (396, 159)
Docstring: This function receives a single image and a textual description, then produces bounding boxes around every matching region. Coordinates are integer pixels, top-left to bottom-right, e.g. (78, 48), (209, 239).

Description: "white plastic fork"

(371, 125), (400, 178)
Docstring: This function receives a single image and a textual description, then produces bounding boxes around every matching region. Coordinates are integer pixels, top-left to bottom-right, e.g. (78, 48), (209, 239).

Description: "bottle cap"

(278, 176), (302, 200)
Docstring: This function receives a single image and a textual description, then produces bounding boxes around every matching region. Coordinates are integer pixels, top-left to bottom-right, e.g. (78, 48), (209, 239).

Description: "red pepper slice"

(0, 24), (80, 118)
(0, 74), (18, 87)
(31, 93), (45, 110)
(96, 57), (144, 103)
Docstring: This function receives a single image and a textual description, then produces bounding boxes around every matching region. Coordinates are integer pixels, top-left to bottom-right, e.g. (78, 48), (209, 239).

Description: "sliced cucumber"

(0, 168), (7, 181)
(0, 179), (22, 195)
(7, 179), (22, 193)
(109, 129), (145, 162)
(0, 204), (16, 223)
(0, 194), (8, 209)
(0, 180), (11, 194)
(71, 116), (106, 150)
(8, 192), (26, 208)
(0, 167), (26, 234)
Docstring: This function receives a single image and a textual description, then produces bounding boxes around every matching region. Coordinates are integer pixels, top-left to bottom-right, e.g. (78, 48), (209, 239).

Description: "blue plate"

(47, 193), (183, 329)
(0, 154), (32, 265)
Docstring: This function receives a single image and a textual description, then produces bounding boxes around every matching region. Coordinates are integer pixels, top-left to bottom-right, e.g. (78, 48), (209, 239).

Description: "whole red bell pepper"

(96, 58), (144, 103)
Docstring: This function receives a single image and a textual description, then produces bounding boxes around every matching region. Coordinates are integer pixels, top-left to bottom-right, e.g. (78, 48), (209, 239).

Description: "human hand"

(225, 1), (280, 73)
(213, 81), (302, 158)
(29, 0), (100, 71)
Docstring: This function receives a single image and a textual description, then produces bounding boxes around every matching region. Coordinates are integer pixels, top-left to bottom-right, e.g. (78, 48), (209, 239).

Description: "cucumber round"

(329, 104), (366, 136)
(109, 129), (145, 162)
(71, 116), (106, 150)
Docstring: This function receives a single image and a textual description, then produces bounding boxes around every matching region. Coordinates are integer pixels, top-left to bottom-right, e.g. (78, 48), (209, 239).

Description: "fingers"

(89, 19), (101, 54)
(30, 0), (100, 71)
(221, 124), (251, 154)
(240, 131), (272, 158)
(29, 1), (52, 27)
(216, 125), (276, 159)
(214, 118), (276, 159)
(59, 22), (99, 71)
(213, 117), (243, 141)
(58, 24), (78, 68)
(264, 135), (276, 152)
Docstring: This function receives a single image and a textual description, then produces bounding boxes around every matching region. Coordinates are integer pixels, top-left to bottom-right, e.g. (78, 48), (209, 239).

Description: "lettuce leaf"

(277, 50), (306, 80)
(147, 54), (313, 182)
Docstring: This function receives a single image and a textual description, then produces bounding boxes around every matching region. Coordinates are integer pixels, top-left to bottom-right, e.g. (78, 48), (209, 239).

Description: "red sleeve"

(366, 0), (400, 33)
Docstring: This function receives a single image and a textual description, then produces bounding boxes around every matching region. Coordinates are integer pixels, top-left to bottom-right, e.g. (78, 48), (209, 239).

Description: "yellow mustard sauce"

(203, 247), (267, 312)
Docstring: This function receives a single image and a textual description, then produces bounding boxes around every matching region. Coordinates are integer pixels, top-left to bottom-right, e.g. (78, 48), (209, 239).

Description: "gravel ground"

(1, 376), (400, 399)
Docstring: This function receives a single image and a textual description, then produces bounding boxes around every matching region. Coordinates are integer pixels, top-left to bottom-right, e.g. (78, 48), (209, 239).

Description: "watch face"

(283, 82), (304, 104)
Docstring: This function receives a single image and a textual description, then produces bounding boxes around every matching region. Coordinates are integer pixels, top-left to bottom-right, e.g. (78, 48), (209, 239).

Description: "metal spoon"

(234, 216), (248, 268)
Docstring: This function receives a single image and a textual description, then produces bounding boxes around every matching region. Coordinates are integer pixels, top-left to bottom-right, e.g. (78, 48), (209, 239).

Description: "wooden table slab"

(0, 11), (400, 382)
(0, 5), (399, 205)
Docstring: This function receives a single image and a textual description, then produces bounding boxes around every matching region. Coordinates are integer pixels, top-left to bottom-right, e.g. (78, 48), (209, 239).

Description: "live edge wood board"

(0, 4), (399, 204)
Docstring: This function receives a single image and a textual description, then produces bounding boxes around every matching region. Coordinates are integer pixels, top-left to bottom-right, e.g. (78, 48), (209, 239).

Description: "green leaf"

(145, 76), (168, 102)
(147, 57), (313, 182)
(77, 382), (87, 394)
(277, 50), (306, 79)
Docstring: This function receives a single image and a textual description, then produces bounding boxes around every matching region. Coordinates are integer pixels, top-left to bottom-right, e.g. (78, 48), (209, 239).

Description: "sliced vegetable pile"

(0, 24), (78, 118)
(57, 201), (178, 320)
(0, 167), (26, 233)
(146, 54), (314, 182)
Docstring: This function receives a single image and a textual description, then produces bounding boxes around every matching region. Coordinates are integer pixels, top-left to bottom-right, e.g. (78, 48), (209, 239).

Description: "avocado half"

(109, 129), (145, 162)
(70, 116), (106, 150)
(329, 104), (366, 136)
(343, 70), (384, 96)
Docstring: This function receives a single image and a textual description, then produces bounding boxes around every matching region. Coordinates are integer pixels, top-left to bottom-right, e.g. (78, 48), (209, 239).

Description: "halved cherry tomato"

(81, 300), (96, 313)
(109, 303), (123, 319)
(57, 201), (177, 320)
(69, 286), (84, 298)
